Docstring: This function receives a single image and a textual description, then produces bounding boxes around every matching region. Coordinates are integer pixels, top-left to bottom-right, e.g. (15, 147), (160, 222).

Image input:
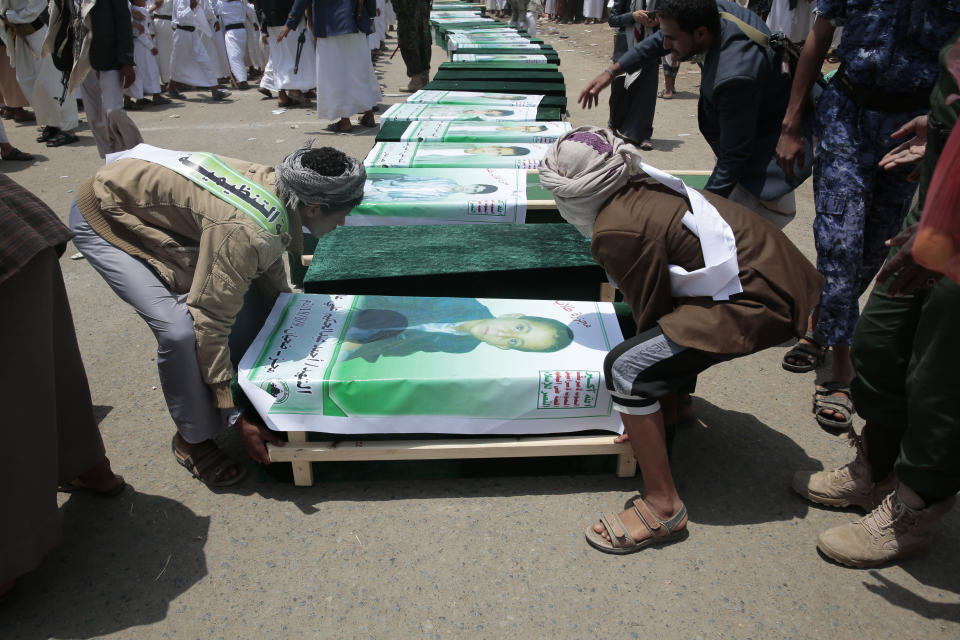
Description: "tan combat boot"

(401, 71), (429, 93)
(817, 490), (956, 568)
(792, 429), (897, 512)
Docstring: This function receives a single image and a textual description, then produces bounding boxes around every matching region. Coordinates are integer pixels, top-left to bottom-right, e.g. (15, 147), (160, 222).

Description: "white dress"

(582, 0), (604, 19)
(151, 2), (175, 83)
(216, 0), (249, 81)
(260, 24), (317, 91)
(128, 4), (161, 97)
(171, 0), (218, 87)
(314, 31), (383, 120)
(765, 0), (814, 43)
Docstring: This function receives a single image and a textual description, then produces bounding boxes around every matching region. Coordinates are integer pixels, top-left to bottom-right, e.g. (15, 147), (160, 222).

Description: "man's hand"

(152, 47), (159, 55)
(275, 25), (291, 42)
(119, 64), (136, 89)
(879, 115), (928, 181)
(876, 223), (942, 296)
(214, 21), (220, 31)
(234, 414), (285, 464)
(614, 432), (630, 444)
(632, 9), (657, 27)
(776, 128), (805, 181)
(578, 71), (614, 110)
(261, 33), (269, 45)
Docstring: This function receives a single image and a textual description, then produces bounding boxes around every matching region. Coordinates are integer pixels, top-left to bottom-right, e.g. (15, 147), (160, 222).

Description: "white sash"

(639, 162), (742, 300)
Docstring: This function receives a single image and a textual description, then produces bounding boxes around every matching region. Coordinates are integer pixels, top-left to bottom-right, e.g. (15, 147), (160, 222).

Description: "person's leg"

(589, 328), (729, 549)
(98, 70), (144, 155)
(80, 71), (110, 157)
(68, 203), (222, 444)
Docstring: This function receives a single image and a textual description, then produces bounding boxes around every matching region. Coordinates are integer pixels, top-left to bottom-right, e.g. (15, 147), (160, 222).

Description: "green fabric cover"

(433, 69), (564, 82)
(304, 223), (604, 301)
(421, 82), (566, 107)
(438, 61), (559, 71)
(422, 80), (567, 98)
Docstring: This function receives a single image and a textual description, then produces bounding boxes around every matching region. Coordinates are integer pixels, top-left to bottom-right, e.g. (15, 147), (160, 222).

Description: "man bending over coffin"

(539, 127), (822, 554)
(70, 142), (365, 487)
(339, 296), (574, 362)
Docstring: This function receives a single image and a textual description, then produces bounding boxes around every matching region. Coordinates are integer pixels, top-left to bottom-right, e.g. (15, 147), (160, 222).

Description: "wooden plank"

(286, 431), (314, 486)
(268, 434), (633, 465)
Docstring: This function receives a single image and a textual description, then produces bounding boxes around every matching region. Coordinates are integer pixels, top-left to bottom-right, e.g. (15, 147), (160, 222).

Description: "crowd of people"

(0, 0), (399, 157)
(1, 0), (959, 608)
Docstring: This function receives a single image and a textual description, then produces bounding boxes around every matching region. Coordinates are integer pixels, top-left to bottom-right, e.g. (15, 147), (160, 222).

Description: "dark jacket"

(285, 0), (375, 37)
(255, 0), (294, 29)
(88, 0), (135, 70)
(617, 0), (803, 200)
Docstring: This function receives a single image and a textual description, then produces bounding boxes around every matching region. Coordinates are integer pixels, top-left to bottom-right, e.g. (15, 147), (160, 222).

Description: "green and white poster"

(430, 10), (482, 18)
(408, 90), (544, 108)
(238, 294), (624, 435)
(365, 141), (549, 168)
(397, 120), (571, 143)
(348, 167), (526, 226)
(453, 42), (543, 50)
(453, 53), (549, 63)
(381, 102), (540, 122)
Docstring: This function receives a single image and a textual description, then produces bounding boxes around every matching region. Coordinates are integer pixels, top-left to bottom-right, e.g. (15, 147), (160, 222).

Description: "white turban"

(538, 126), (645, 237)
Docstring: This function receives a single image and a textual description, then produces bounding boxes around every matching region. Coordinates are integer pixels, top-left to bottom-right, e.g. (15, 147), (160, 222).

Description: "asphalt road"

(1, 18), (957, 639)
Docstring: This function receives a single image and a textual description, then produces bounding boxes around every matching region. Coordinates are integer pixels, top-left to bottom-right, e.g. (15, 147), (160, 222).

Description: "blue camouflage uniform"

(811, 0), (960, 346)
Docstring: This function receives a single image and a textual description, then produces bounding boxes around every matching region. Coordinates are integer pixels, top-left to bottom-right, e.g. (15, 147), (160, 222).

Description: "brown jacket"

(592, 181), (822, 355)
(76, 156), (303, 408)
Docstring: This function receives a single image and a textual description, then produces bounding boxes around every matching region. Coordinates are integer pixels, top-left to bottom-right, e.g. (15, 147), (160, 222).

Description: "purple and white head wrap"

(538, 126), (645, 237)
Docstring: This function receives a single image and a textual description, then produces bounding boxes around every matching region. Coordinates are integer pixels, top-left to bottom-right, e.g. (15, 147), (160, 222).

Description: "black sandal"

(813, 381), (854, 430)
(782, 331), (827, 373)
(1, 147), (33, 161)
(45, 130), (79, 147)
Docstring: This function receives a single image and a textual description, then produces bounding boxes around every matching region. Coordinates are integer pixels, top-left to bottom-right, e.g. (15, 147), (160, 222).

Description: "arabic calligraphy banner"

(238, 293), (624, 435)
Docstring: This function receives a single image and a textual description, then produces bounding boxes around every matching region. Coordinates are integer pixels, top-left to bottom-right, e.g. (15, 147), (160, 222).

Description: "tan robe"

(592, 181), (823, 355)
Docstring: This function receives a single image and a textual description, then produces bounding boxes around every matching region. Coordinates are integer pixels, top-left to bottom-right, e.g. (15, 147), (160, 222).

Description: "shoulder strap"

(718, 10), (768, 48)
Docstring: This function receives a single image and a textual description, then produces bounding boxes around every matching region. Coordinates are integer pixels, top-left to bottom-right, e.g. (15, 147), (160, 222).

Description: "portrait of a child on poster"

(365, 141), (549, 168)
(348, 167), (527, 225)
(238, 294), (624, 435)
(396, 120), (571, 143)
(381, 102), (541, 122)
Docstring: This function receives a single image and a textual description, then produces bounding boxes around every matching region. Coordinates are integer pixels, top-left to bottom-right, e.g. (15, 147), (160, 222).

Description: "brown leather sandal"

(172, 435), (248, 487)
(585, 497), (688, 554)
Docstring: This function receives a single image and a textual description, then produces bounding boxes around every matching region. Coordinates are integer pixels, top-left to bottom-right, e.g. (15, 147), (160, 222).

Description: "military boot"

(792, 428), (897, 512)
(818, 490), (956, 568)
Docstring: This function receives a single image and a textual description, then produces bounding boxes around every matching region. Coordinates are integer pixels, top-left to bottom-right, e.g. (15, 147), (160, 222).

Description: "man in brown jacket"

(71, 142), (365, 486)
(540, 127), (822, 554)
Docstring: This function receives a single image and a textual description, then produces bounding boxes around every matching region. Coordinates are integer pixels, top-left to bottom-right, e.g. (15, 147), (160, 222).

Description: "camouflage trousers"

(392, 0), (432, 77)
(811, 86), (924, 346)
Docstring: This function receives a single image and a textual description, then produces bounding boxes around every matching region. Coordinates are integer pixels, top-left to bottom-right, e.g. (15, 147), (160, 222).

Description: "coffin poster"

(396, 120), (571, 143)
(365, 141), (548, 168)
(453, 42), (544, 50)
(407, 90), (545, 108)
(238, 294), (624, 435)
(453, 53), (549, 63)
(381, 102), (540, 122)
(348, 167), (526, 226)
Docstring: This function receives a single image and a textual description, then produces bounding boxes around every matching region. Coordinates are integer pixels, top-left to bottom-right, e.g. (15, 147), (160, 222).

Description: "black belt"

(30, 15), (45, 30)
(224, 22), (245, 31)
(154, 14), (172, 20)
(176, 24), (195, 31)
(834, 65), (930, 113)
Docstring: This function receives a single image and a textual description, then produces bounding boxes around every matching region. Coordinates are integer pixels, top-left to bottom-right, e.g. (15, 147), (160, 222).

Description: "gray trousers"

(69, 202), (268, 444)
(510, 0), (529, 26)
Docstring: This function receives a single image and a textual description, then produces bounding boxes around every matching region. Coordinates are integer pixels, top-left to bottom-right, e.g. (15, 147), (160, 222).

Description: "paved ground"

(1, 17), (958, 640)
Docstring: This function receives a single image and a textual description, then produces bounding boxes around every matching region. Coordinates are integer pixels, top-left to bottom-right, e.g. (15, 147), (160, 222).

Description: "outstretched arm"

(776, 16), (834, 180)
